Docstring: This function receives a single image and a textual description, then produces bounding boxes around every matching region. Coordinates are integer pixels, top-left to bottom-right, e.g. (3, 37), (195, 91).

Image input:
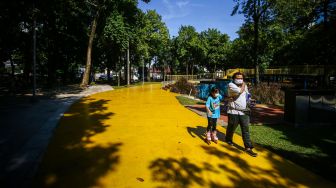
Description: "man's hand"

(249, 99), (256, 107)
(240, 82), (246, 93)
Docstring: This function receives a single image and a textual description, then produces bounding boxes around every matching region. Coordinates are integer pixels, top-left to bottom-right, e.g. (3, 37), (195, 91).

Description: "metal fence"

(164, 65), (336, 81)
(165, 75), (199, 81)
(165, 72), (225, 81)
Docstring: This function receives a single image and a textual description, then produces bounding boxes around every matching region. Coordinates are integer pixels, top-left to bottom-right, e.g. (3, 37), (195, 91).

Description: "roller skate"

(204, 131), (211, 145)
(211, 130), (218, 144)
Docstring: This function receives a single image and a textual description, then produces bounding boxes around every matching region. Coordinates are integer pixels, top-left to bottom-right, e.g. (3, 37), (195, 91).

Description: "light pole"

(127, 41), (130, 86)
(32, 1), (37, 101)
(142, 58), (144, 85)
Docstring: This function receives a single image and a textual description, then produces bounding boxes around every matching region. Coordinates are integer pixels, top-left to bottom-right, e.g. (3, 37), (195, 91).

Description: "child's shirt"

(206, 94), (223, 118)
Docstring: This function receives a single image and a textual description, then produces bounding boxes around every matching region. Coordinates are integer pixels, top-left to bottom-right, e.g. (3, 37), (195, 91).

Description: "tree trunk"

(107, 67), (111, 81)
(142, 62), (145, 83)
(253, 0), (260, 84)
(163, 66), (165, 82)
(186, 62), (188, 76)
(124, 53), (127, 84)
(127, 42), (130, 85)
(118, 71), (121, 86)
(213, 64), (216, 79)
(323, 0), (329, 28)
(9, 55), (15, 92)
(323, 0), (330, 86)
(81, 10), (99, 87)
(147, 61), (150, 82)
(118, 56), (121, 86)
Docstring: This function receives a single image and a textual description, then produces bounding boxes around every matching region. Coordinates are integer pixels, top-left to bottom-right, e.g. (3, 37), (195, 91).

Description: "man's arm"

(228, 82), (246, 95)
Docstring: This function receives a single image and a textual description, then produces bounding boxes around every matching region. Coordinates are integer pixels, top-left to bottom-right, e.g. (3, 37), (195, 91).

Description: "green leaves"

(103, 12), (130, 50)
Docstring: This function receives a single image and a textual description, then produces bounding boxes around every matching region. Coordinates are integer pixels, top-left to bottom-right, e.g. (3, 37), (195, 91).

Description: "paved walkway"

(34, 84), (334, 188)
(0, 85), (113, 188)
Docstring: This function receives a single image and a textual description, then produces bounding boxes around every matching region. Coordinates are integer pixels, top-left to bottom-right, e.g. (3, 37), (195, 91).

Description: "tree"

(141, 10), (169, 81)
(175, 25), (203, 75)
(101, 11), (130, 82)
(0, 1), (32, 90)
(200, 29), (230, 73)
(231, 0), (274, 83)
(81, 0), (151, 87)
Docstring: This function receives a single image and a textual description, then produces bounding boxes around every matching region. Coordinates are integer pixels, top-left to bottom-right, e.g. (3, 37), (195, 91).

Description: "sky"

(138, 0), (245, 40)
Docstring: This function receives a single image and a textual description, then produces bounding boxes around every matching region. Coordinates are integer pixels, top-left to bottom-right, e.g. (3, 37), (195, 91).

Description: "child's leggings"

(207, 117), (217, 132)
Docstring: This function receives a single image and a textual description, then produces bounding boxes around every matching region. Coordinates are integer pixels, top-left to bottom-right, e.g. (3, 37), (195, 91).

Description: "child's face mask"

(234, 79), (243, 85)
(215, 93), (219, 97)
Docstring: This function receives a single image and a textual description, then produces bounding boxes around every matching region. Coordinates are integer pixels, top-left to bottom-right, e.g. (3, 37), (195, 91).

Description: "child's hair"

(209, 87), (219, 96)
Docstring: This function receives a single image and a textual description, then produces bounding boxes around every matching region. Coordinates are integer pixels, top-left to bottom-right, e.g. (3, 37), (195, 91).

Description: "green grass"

(112, 82), (160, 89)
(175, 96), (205, 106)
(235, 124), (336, 182)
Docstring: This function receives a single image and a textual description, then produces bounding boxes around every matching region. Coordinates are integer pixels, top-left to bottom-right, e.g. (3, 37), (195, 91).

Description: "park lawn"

(175, 95), (205, 105)
(112, 82), (160, 89)
(235, 124), (336, 182)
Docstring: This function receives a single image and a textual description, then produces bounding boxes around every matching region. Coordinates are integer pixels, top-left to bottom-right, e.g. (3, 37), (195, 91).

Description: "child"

(205, 87), (223, 144)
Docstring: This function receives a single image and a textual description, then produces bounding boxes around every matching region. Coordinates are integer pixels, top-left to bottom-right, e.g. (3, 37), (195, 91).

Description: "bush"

(250, 82), (293, 105)
(164, 78), (197, 96)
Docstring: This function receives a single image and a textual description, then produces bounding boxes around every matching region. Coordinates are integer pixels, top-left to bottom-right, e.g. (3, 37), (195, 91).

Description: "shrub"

(250, 82), (293, 105)
(165, 77), (197, 96)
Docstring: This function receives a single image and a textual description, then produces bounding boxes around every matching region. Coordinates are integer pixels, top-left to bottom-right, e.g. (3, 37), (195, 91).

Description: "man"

(225, 72), (257, 157)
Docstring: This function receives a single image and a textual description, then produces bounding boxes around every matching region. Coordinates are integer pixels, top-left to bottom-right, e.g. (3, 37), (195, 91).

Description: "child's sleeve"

(219, 94), (223, 101)
(206, 97), (211, 108)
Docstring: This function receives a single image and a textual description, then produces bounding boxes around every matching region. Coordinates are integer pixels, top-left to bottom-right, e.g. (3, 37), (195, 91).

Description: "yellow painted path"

(35, 84), (335, 188)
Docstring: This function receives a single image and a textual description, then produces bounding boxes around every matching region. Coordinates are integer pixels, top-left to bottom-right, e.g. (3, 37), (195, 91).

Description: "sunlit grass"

(112, 82), (160, 89)
(175, 96), (205, 106)
(235, 124), (336, 182)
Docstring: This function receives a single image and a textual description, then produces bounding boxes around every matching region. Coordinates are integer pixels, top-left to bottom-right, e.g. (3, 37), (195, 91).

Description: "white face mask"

(215, 93), (219, 97)
(234, 79), (243, 85)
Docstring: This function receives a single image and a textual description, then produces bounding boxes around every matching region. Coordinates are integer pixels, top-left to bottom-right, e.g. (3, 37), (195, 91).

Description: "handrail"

(165, 65), (336, 81)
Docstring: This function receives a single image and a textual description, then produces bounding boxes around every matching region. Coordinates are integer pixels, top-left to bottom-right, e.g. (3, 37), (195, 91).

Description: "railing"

(165, 65), (336, 81)
(165, 72), (225, 81)
(197, 72), (225, 79)
(264, 65), (325, 76)
(165, 75), (199, 81)
(226, 69), (255, 78)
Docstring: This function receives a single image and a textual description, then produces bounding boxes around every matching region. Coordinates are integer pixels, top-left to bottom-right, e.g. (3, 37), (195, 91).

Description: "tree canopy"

(0, 0), (335, 91)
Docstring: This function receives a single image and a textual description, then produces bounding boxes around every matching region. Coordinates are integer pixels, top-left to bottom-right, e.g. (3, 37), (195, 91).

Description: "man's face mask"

(234, 79), (243, 85)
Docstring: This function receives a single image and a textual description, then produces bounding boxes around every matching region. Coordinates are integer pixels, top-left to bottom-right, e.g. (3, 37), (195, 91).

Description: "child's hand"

(208, 111), (212, 116)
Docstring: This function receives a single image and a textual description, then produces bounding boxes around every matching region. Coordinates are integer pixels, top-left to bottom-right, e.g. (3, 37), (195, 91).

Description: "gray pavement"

(0, 85), (113, 188)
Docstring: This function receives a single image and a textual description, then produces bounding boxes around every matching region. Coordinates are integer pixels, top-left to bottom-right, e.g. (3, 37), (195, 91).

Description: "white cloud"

(176, 1), (189, 8)
(162, 0), (202, 21)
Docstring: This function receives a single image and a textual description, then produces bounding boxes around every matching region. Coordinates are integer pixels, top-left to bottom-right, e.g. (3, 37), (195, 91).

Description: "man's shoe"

(246, 148), (257, 157)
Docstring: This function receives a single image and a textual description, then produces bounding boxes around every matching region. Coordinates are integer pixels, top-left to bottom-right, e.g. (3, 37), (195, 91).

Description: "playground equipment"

(196, 79), (231, 100)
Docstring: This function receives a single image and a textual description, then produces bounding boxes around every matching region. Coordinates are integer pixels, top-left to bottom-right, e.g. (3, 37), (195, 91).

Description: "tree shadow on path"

(187, 125), (246, 153)
(148, 143), (334, 188)
(33, 97), (121, 188)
